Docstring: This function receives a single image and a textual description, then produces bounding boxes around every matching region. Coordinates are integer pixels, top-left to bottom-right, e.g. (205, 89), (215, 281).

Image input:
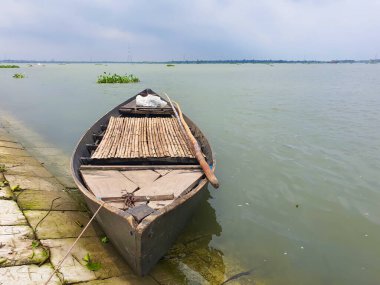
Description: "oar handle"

(164, 93), (220, 189)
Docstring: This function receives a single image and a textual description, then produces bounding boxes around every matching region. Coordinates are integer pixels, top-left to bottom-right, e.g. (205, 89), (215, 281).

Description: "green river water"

(1, 63), (379, 284)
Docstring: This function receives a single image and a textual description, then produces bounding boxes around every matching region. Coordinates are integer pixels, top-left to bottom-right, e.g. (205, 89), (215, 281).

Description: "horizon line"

(1, 59), (380, 64)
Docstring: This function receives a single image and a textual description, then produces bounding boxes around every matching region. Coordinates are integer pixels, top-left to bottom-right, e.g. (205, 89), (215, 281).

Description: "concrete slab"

(17, 190), (85, 211)
(3, 163), (53, 178)
(0, 186), (12, 200)
(0, 264), (61, 285)
(42, 237), (132, 284)
(0, 147), (31, 157)
(5, 174), (65, 191)
(0, 173), (12, 199)
(0, 225), (49, 266)
(0, 140), (23, 149)
(0, 200), (27, 226)
(75, 275), (159, 285)
(24, 210), (101, 239)
(0, 155), (43, 166)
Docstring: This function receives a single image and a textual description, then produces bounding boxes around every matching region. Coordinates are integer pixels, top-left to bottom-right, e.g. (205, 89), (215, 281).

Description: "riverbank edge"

(0, 121), (162, 284)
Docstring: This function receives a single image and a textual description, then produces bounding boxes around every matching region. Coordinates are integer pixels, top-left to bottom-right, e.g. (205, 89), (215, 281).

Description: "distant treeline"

(1, 59), (379, 64)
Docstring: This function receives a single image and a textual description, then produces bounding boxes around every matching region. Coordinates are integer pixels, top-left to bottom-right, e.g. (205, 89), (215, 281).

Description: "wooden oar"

(164, 93), (220, 188)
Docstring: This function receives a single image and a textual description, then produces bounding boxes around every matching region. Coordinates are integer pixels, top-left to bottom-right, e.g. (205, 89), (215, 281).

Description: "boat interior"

(79, 89), (209, 223)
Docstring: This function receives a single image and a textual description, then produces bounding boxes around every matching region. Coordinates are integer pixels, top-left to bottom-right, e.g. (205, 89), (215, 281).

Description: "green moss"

(11, 184), (21, 191)
(0, 65), (19, 68)
(166, 64), (175, 67)
(97, 72), (139, 84)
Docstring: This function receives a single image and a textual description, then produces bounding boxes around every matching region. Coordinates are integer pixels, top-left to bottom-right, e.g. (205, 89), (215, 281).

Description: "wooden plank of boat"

(80, 170), (138, 198)
(148, 200), (174, 210)
(120, 170), (160, 188)
(153, 169), (172, 176)
(133, 169), (204, 198)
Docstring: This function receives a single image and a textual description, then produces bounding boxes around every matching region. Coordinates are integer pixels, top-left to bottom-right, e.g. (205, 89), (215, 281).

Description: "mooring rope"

(43, 201), (105, 285)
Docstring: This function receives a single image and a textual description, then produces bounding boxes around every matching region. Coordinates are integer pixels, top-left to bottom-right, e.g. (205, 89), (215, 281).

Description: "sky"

(0, 0), (379, 61)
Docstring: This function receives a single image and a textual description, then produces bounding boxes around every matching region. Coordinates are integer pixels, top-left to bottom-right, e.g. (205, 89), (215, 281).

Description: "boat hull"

(83, 178), (208, 275)
(71, 89), (215, 275)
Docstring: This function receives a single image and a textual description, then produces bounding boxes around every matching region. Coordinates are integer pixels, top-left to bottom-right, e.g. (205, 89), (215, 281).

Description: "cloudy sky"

(1, 0), (379, 61)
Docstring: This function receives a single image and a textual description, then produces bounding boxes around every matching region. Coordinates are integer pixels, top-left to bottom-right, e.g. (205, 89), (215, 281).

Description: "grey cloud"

(0, 0), (379, 60)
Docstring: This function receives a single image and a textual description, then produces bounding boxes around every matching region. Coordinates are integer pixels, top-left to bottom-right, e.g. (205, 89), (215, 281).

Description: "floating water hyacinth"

(97, 72), (140, 83)
(0, 65), (19, 68)
(13, 73), (25, 78)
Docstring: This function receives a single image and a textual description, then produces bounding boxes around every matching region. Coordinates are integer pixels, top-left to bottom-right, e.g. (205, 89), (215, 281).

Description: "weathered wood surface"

(81, 170), (138, 198)
(134, 170), (203, 198)
(153, 169), (172, 176)
(91, 117), (194, 159)
(148, 200), (174, 210)
(102, 194), (174, 202)
(80, 167), (202, 211)
(121, 170), (160, 188)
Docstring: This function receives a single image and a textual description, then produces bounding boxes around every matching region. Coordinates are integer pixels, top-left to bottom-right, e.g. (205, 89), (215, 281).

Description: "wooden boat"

(71, 88), (216, 276)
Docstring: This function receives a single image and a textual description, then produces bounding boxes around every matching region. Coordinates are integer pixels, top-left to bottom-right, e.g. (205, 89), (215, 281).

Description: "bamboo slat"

(91, 117), (194, 159)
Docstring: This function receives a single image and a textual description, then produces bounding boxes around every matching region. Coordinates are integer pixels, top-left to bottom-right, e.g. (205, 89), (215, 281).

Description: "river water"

(1, 63), (379, 284)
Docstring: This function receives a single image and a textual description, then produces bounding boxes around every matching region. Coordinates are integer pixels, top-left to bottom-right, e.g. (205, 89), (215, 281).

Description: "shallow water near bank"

(1, 63), (380, 284)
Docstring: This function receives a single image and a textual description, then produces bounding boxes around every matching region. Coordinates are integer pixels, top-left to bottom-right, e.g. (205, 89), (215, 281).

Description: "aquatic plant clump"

(97, 72), (140, 84)
(13, 73), (25, 78)
(0, 65), (20, 68)
(166, 64), (175, 67)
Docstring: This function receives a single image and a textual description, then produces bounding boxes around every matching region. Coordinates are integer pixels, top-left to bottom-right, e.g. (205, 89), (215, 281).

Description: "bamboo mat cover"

(91, 117), (195, 159)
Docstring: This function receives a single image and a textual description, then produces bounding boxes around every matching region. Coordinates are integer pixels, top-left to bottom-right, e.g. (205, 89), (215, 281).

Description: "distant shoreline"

(1, 59), (379, 64)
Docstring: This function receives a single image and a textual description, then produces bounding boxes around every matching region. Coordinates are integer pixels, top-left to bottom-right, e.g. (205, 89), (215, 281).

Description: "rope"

(43, 201), (105, 285)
